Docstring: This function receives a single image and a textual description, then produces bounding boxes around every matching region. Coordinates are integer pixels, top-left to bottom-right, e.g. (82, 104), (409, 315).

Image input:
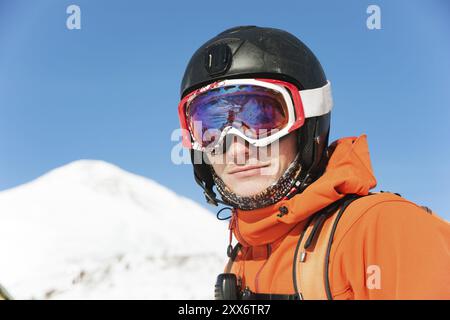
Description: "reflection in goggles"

(187, 84), (289, 148)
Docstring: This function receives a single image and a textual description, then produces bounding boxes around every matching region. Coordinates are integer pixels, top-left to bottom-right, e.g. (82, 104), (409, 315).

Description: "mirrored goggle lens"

(186, 84), (289, 148)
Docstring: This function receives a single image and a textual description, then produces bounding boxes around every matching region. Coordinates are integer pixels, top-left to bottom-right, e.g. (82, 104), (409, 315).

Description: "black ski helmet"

(180, 25), (331, 206)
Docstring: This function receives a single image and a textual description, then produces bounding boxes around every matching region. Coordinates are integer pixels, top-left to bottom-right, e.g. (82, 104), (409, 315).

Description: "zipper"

(231, 210), (272, 293)
(231, 210), (251, 248)
(254, 243), (272, 293)
(254, 226), (298, 294)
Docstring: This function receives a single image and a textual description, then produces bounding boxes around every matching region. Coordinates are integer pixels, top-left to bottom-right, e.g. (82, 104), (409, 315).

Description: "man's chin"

(226, 178), (274, 197)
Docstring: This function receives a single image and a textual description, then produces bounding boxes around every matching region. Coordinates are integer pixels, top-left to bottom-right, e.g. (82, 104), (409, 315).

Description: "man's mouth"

(227, 163), (271, 177)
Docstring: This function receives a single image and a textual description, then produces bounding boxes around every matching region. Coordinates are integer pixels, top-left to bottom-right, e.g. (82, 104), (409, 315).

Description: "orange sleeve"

(333, 200), (450, 300)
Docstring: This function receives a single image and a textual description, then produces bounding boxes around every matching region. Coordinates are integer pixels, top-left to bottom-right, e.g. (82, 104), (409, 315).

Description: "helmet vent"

(204, 43), (232, 76)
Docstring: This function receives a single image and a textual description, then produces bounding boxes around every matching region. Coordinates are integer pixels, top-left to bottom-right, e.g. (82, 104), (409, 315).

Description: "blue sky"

(0, 0), (449, 219)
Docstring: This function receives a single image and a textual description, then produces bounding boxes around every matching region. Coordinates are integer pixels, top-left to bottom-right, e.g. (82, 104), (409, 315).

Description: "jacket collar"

(232, 135), (377, 247)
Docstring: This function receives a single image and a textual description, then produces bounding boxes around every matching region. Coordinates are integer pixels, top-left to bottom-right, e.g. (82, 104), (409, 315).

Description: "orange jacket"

(227, 135), (450, 299)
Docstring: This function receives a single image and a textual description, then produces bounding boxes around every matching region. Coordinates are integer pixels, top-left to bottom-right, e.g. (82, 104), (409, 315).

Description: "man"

(177, 25), (450, 299)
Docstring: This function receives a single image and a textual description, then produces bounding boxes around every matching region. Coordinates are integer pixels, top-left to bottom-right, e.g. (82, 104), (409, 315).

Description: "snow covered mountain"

(0, 160), (229, 299)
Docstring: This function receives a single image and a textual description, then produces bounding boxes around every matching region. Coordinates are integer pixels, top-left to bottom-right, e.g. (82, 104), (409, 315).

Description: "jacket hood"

(232, 134), (377, 247)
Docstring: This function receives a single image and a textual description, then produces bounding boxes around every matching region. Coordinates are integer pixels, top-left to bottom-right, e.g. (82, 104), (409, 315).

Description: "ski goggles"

(178, 78), (333, 152)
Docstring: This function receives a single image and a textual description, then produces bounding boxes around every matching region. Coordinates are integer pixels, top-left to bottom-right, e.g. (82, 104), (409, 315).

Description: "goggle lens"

(186, 84), (289, 149)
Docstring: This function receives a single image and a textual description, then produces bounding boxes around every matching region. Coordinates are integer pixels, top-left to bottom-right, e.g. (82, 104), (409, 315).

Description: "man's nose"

(227, 135), (252, 165)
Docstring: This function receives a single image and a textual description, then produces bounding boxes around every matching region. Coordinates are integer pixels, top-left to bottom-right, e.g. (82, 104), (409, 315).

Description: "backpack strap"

(293, 194), (367, 300)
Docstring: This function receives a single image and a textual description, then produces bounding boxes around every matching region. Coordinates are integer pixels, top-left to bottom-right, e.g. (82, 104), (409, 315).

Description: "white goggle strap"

(300, 80), (333, 118)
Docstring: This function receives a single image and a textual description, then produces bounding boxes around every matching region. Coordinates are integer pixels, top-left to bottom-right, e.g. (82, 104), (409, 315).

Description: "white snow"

(0, 160), (229, 299)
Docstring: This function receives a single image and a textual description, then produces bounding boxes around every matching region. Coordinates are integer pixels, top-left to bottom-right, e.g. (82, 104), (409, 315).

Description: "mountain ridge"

(0, 160), (228, 299)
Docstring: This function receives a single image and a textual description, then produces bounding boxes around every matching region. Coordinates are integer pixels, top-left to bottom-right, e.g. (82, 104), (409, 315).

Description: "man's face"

(207, 133), (298, 197)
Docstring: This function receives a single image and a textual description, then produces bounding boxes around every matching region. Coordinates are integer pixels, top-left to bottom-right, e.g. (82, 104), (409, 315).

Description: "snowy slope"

(0, 160), (229, 299)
